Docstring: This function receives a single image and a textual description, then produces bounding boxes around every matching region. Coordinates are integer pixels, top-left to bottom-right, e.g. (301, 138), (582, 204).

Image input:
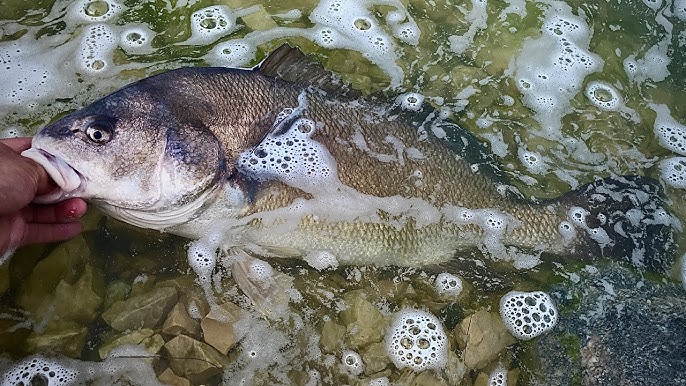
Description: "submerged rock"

(164, 334), (229, 384)
(527, 264), (686, 385)
(340, 290), (387, 349)
(454, 309), (517, 370)
(200, 301), (242, 354)
(163, 302), (201, 338)
(158, 368), (191, 386)
(54, 265), (103, 324)
(98, 328), (164, 360)
(320, 320), (346, 353)
(102, 286), (178, 331)
(25, 320), (88, 358)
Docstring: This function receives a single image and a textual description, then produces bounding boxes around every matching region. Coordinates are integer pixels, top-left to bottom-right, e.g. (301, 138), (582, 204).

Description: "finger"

(0, 137), (33, 152)
(23, 198), (88, 223)
(20, 222), (83, 247)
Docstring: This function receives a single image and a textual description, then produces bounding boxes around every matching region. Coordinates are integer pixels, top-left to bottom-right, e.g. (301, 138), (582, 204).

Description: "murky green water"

(0, 0), (685, 385)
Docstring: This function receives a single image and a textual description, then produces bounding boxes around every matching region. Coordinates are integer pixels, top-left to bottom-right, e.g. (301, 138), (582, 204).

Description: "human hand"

(0, 137), (87, 257)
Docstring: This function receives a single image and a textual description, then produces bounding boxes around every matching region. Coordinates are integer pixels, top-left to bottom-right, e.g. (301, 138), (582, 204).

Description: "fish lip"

(21, 147), (86, 203)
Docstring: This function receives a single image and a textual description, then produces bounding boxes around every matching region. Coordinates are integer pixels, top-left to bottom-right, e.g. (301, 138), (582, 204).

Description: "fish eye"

(86, 122), (113, 143)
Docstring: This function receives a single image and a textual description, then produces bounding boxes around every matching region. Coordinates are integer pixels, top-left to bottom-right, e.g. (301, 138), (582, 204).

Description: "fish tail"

(557, 175), (681, 271)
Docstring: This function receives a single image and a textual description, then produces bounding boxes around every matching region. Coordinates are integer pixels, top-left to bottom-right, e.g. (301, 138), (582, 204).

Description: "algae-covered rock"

(164, 334), (229, 384)
(340, 290), (387, 349)
(26, 320), (88, 358)
(360, 342), (390, 375)
(102, 286), (178, 331)
(163, 301), (201, 338)
(199, 301), (242, 354)
(98, 328), (154, 359)
(158, 368), (191, 386)
(455, 309), (517, 370)
(103, 281), (131, 309)
(320, 320), (346, 353)
(54, 265), (103, 324)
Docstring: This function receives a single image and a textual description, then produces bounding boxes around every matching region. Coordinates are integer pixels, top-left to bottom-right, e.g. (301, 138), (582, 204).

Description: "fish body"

(22, 46), (679, 269)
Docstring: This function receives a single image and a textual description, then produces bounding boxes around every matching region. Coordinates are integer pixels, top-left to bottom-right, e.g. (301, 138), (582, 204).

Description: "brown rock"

(102, 286), (178, 331)
(163, 302), (201, 337)
(164, 334), (229, 384)
(320, 320), (346, 353)
(158, 368), (191, 386)
(26, 320), (87, 358)
(200, 302), (242, 354)
(455, 309), (517, 370)
(340, 290), (387, 349)
(360, 342), (390, 375)
(99, 328), (154, 359)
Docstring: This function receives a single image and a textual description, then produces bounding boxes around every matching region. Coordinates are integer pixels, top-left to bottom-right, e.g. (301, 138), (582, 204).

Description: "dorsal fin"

(258, 44), (361, 99)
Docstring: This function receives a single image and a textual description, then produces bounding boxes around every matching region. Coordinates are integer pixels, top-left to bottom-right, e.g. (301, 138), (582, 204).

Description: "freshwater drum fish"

(22, 45), (680, 272)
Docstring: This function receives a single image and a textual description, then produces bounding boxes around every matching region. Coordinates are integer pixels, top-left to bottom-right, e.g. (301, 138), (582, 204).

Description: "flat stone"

(99, 328), (154, 359)
(102, 286), (178, 331)
(340, 290), (387, 349)
(320, 320), (346, 353)
(103, 281), (131, 310)
(164, 334), (229, 384)
(360, 342), (390, 375)
(200, 301), (242, 354)
(455, 309), (517, 370)
(26, 320), (88, 357)
(158, 368), (191, 386)
(163, 302), (201, 338)
(54, 265), (102, 324)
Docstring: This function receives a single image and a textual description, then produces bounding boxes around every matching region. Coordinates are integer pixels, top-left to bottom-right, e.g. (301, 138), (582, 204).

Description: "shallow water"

(0, 0), (685, 385)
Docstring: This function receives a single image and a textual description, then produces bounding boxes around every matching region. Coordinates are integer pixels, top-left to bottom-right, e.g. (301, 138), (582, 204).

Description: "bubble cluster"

(499, 291), (558, 340)
(518, 149), (549, 175)
(1, 356), (78, 386)
(448, 0), (488, 54)
(558, 221), (577, 244)
(78, 24), (117, 74)
(385, 309), (448, 372)
(584, 81), (622, 110)
(304, 250), (339, 271)
(659, 157), (686, 189)
(187, 6), (239, 45)
(488, 365), (508, 386)
(208, 40), (256, 68)
(341, 350), (364, 375)
(187, 239), (217, 279)
(512, 5), (602, 133)
(246, 259), (274, 286)
(119, 25), (155, 54)
(652, 104), (686, 156)
(369, 377), (390, 386)
(623, 42), (670, 83)
(67, 0), (124, 23)
(434, 272), (463, 296)
(396, 92), (424, 111)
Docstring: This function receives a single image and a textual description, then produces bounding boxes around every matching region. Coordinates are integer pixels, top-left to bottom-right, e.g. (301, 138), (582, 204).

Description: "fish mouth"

(21, 147), (86, 204)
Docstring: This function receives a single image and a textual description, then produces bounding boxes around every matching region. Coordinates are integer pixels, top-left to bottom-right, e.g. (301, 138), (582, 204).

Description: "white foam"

(186, 6), (240, 45)
(119, 25), (156, 55)
(676, 0), (686, 20)
(448, 0), (488, 54)
(584, 81), (621, 110)
(488, 364), (508, 386)
(208, 40), (256, 67)
(518, 149), (549, 175)
(385, 309), (448, 372)
(623, 41), (670, 83)
(651, 104), (686, 156)
(0, 127), (22, 138)
(499, 291), (558, 340)
(246, 259), (274, 286)
(341, 350), (364, 375)
(396, 92), (424, 111)
(434, 272), (463, 296)
(681, 253), (686, 290)
(659, 157), (686, 189)
(1, 356), (78, 386)
(187, 239), (217, 279)
(369, 377), (390, 386)
(558, 221), (577, 244)
(66, 0), (124, 23)
(78, 24), (118, 74)
(303, 250), (339, 271)
(510, 4), (602, 136)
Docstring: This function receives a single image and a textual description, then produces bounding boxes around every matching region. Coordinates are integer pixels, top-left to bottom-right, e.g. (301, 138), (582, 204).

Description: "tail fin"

(558, 176), (681, 271)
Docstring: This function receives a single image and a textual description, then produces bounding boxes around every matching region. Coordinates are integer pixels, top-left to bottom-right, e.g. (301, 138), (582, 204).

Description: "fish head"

(23, 84), (228, 230)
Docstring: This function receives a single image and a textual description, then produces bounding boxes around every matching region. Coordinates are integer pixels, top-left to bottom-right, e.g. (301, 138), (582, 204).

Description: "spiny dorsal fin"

(258, 44), (361, 99)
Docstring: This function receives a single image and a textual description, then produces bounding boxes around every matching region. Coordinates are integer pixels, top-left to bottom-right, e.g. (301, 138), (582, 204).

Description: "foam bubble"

(369, 377), (390, 386)
(499, 291), (558, 340)
(488, 364), (508, 386)
(448, 0), (488, 54)
(208, 40), (256, 68)
(67, 0), (124, 23)
(518, 149), (549, 174)
(584, 81), (621, 110)
(434, 272), (463, 296)
(385, 309), (448, 372)
(651, 104), (686, 156)
(558, 221), (577, 244)
(187, 239), (217, 279)
(187, 6), (239, 45)
(396, 92), (424, 111)
(246, 259), (274, 286)
(1, 126), (22, 138)
(1, 356), (78, 386)
(304, 250), (339, 271)
(78, 24), (117, 74)
(119, 25), (155, 54)
(623, 42), (670, 83)
(659, 157), (686, 189)
(341, 350), (364, 375)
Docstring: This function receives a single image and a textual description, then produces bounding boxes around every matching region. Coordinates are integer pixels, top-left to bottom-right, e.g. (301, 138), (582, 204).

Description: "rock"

(455, 309), (517, 370)
(98, 328), (154, 359)
(54, 265), (102, 324)
(200, 301), (242, 354)
(164, 334), (229, 384)
(444, 351), (468, 385)
(395, 370), (450, 386)
(158, 368), (191, 386)
(527, 264), (686, 386)
(102, 286), (178, 331)
(320, 320), (346, 353)
(340, 290), (387, 349)
(360, 342), (389, 375)
(163, 302), (201, 338)
(103, 281), (131, 309)
(26, 320), (88, 358)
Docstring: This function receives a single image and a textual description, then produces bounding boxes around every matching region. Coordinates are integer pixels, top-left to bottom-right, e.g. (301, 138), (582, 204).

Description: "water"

(0, 0), (685, 384)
